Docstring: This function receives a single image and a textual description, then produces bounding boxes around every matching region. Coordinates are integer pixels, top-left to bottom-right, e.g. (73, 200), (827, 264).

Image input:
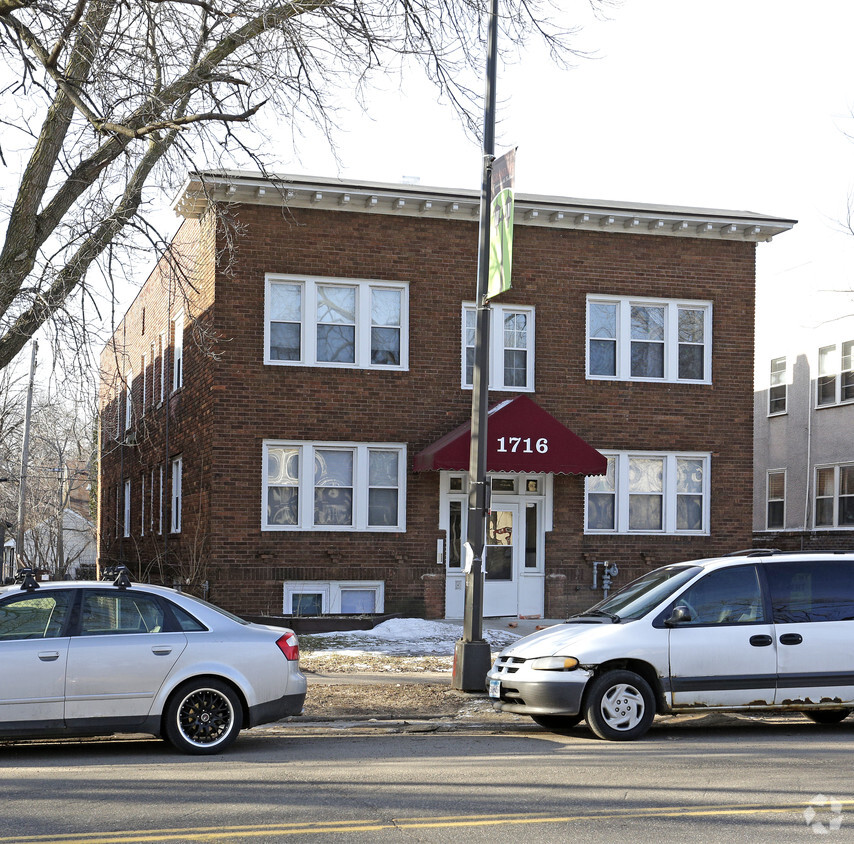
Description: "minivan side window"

(675, 565), (764, 625)
(766, 561), (854, 623)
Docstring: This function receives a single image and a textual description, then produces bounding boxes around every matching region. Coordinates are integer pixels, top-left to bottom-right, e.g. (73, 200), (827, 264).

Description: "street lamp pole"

(451, 0), (499, 692)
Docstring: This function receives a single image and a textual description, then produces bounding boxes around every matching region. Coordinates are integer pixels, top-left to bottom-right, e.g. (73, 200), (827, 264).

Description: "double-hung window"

(815, 464), (854, 528)
(462, 303), (535, 391)
(767, 470), (786, 529)
(170, 456), (182, 534)
(587, 296), (712, 383)
(768, 357), (787, 415)
(817, 341), (854, 407)
(123, 479), (131, 537)
(585, 452), (710, 534)
(172, 313), (184, 392)
(124, 370), (133, 432)
(265, 275), (408, 370)
(263, 441), (406, 531)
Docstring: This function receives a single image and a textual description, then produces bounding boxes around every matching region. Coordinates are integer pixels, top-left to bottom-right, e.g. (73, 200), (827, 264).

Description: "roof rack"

(724, 548), (782, 557)
(101, 564), (133, 590)
(14, 568), (40, 592)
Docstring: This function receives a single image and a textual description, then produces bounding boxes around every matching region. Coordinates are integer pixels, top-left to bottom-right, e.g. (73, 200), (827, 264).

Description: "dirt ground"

(298, 649), (501, 721)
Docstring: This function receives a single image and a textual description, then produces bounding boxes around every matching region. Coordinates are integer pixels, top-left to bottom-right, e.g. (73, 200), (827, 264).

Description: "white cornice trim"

(173, 170), (796, 242)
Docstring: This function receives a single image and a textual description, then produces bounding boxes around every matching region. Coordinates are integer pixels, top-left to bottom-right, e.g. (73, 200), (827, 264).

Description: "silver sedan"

(0, 569), (306, 753)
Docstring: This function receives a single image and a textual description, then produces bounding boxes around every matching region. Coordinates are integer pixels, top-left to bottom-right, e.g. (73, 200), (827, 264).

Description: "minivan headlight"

(530, 656), (579, 671)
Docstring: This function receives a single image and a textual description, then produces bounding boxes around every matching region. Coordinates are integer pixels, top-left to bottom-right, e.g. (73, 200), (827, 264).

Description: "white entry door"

(484, 505), (520, 617)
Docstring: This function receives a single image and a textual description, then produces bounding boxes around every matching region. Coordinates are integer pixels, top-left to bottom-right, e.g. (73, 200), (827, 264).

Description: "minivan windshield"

(575, 565), (701, 621)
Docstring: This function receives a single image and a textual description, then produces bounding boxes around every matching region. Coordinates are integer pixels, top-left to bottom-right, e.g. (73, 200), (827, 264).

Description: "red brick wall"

(100, 202), (757, 618)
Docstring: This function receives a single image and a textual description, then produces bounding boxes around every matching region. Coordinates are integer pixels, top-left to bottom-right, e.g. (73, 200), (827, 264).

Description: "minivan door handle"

(779, 633), (803, 645)
(749, 635), (773, 647)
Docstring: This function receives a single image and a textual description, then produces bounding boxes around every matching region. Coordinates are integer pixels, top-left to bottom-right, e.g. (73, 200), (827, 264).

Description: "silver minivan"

(487, 550), (854, 740)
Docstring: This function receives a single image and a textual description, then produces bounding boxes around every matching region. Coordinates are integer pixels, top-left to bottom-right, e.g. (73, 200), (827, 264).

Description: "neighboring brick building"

(99, 172), (794, 619)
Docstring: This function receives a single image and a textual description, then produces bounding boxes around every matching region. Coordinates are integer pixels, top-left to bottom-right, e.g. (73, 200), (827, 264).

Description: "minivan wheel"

(164, 679), (243, 754)
(804, 709), (851, 725)
(531, 714), (584, 731)
(584, 670), (655, 741)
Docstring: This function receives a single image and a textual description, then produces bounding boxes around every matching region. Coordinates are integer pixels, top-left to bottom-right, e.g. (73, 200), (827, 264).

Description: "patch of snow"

(302, 617), (520, 657)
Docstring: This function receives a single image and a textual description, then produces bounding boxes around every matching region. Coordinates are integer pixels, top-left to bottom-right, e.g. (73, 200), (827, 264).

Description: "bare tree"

(0, 0), (609, 375)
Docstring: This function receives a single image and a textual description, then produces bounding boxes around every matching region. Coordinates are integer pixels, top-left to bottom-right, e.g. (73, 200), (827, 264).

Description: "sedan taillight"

(276, 632), (300, 661)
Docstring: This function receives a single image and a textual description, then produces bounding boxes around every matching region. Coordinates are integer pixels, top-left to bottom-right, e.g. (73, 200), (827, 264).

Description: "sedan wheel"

(584, 670), (655, 741)
(164, 680), (243, 754)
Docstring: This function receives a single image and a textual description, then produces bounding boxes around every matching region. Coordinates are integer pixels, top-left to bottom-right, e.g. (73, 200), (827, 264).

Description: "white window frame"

(814, 463), (854, 529)
(768, 356), (787, 416)
(124, 370), (133, 432)
(150, 468), (156, 534)
(585, 451), (711, 535)
(172, 312), (184, 392)
(262, 441), (406, 532)
(586, 295), (712, 384)
(282, 581), (385, 615)
(816, 341), (854, 408)
(140, 473), (146, 536)
(170, 456), (182, 533)
(141, 353), (147, 415)
(766, 469), (786, 530)
(123, 479), (131, 537)
(158, 332), (166, 404)
(461, 302), (535, 392)
(158, 464), (164, 534)
(264, 274), (409, 370)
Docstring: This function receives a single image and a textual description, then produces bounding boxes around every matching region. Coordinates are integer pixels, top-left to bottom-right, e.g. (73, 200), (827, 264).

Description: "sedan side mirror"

(665, 605), (693, 626)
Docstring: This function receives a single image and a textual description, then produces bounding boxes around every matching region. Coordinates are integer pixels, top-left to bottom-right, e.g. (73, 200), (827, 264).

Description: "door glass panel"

(448, 501), (462, 568)
(485, 510), (513, 581)
(676, 566), (763, 625)
(0, 592), (72, 640)
(525, 503), (538, 568)
(767, 561), (854, 623)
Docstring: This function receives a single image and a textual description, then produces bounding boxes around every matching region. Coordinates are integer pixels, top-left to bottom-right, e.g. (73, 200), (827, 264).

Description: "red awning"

(413, 395), (607, 475)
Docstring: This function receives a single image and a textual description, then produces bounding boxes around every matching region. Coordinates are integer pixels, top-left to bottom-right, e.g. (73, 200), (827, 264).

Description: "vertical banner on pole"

(486, 147), (516, 301)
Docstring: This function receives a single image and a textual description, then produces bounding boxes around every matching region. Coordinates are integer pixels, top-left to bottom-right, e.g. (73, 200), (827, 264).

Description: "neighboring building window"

(140, 473), (146, 536)
(263, 441), (406, 531)
(768, 357), (787, 415)
(265, 275), (409, 370)
(172, 313), (184, 392)
(586, 296), (712, 383)
(124, 370), (133, 432)
(585, 452), (710, 534)
(158, 464), (164, 534)
(817, 341), (854, 407)
(815, 464), (854, 528)
(150, 468), (155, 534)
(170, 456), (182, 533)
(462, 303), (535, 391)
(767, 470), (785, 530)
(123, 479), (131, 537)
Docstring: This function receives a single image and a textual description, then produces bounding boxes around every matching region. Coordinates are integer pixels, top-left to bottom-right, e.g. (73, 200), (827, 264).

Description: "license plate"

(488, 679), (501, 699)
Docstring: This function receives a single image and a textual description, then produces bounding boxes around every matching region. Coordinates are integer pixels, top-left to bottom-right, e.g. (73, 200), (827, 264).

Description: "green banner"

(486, 148), (516, 300)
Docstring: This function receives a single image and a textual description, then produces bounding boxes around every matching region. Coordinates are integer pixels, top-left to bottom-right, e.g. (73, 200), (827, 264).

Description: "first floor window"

(587, 295), (712, 383)
(263, 441), (405, 531)
(170, 456), (182, 533)
(123, 479), (131, 537)
(585, 452), (710, 534)
(767, 470), (785, 529)
(815, 464), (854, 528)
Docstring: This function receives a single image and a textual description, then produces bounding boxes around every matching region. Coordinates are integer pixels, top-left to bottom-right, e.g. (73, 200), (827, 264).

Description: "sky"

(3, 0), (854, 384)
(271, 0), (854, 383)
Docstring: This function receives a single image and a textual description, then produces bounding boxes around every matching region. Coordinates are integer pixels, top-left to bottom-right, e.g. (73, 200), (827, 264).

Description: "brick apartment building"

(98, 171), (794, 619)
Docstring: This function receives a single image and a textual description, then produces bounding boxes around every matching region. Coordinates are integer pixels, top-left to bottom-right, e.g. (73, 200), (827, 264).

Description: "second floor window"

(172, 313), (184, 392)
(462, 303), (535, 391)
(124, 370), (133, 431)
(817, 341), (854, 407)
(769, 357), (787, 415)
(587, 296), (712, 383)
(265, 275), (408, 370)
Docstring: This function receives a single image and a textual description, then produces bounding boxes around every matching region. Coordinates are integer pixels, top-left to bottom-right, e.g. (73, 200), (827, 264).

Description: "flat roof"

(173, 169), (796, 242)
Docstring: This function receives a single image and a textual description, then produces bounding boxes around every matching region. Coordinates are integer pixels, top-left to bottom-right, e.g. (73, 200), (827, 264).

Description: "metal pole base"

(451, 638), (493, 692)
